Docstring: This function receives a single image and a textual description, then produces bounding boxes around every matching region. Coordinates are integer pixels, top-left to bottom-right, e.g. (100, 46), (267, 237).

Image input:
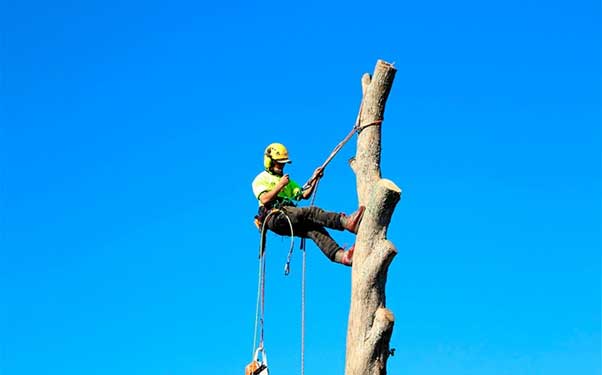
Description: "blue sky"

(2, 0), (600, 374)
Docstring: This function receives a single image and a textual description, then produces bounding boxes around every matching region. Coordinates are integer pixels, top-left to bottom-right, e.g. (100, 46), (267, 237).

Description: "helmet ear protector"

(263, 143), (292, 170)
(263, 148), (273, 170)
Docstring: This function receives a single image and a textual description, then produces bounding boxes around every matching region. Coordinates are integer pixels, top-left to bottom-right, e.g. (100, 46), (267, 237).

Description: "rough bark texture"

(346, 60), (400, 375)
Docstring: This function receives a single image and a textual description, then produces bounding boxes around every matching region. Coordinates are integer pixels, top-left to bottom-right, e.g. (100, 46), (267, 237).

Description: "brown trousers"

(265, 206), (344, 261)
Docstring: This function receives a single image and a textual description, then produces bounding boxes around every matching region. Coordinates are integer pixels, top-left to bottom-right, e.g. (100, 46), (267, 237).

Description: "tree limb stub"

(348, 307), (395, 375)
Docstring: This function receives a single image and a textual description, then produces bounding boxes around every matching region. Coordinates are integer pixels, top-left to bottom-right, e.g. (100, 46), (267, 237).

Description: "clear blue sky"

(2, 0), (600, 374)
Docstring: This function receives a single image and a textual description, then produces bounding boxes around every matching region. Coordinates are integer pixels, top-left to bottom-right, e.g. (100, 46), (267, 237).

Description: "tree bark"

(346, 60), (400, 375)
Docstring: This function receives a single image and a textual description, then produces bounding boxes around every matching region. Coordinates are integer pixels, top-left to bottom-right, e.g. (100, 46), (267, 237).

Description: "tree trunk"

(346, 60), (400, 375)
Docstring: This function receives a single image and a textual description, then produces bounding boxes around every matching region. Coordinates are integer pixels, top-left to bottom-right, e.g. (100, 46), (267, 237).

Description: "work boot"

(340, 206), (365, 234)
(334, 245), (355, 266)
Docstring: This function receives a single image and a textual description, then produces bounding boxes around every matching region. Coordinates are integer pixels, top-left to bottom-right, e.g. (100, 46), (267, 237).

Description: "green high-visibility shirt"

(252, 171), (303, 206)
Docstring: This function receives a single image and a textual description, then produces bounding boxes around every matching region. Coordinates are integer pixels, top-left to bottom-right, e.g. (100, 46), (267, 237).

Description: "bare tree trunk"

(346, 60), (400, 375)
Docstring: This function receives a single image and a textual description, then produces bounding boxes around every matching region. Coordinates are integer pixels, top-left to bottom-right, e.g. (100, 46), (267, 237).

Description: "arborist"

(252, 143), (365, 266)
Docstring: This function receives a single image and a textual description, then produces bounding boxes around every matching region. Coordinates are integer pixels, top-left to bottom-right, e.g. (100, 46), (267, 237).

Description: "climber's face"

(272, 161), (286, 174)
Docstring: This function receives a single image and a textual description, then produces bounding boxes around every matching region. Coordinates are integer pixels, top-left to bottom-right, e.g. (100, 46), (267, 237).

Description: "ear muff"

(264, 147), (274, 170)
(263, 143), (291, 171)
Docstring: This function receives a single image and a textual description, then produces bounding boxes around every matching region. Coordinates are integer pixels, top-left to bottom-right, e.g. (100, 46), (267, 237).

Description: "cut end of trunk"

(379, 178), (401, 194)
(377, 59), (397, 71)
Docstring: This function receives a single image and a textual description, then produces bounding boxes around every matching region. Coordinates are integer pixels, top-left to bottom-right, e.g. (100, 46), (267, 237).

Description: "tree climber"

(252, 143), (365, 266)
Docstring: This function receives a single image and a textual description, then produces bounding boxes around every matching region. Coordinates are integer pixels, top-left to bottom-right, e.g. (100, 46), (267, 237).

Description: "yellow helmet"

(264, 143), (292, 170)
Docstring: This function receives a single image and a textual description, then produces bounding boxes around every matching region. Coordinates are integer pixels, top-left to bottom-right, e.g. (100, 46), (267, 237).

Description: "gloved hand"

(311, 166), (324, 181)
